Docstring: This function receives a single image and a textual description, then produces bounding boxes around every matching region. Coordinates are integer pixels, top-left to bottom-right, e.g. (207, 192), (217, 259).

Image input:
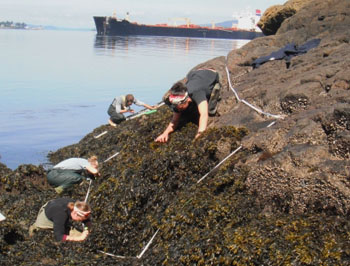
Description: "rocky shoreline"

(1, 0), (350, 265)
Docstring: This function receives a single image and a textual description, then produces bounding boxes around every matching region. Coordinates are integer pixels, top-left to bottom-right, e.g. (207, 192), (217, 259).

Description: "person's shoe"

(29, 225), (36, 237)
(54, 186), (64, 194)
(209, 102), (218, 116)
(108, 119), (117, 127)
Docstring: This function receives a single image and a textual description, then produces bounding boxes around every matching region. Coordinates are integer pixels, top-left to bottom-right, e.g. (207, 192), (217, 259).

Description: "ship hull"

(93, 17), (263, 40)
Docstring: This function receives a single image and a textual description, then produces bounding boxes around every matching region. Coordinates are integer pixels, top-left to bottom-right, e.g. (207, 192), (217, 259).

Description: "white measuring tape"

(225, 65), (284, 119)
(94, 131), (108, 139)
(84, 179), (93, 203)
(197, 145), (243, 184)
(137, 229), (159, 259)
(103, 152), (120, 163)
(0, 212), (5, 222)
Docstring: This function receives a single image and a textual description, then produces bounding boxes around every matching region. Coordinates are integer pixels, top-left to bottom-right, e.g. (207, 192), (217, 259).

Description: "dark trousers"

(107, 104), (126, 124)
(47, 169), (84, 189)
(208, 82), (221, 116)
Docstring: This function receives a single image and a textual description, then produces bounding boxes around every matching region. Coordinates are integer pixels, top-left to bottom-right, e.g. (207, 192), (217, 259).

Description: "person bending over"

(47, 156), (99, 194)
(29, 198), (91, 242)
(155, 68), (221, 142)
(107, 94), (156, 127)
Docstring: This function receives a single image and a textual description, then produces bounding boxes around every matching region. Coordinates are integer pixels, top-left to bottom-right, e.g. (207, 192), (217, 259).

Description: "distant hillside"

(27, 24), (93, 31)
(0, 21), (27, 29)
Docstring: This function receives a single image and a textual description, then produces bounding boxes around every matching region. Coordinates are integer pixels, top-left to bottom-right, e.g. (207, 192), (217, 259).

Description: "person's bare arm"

(85, 165), (98, 175)
(155, 112), (181, 143)
(195, 101), (209, 139)
(119, 109), (134, 113)
(66, 229), (89, 242)
(143, 103), (157, 110)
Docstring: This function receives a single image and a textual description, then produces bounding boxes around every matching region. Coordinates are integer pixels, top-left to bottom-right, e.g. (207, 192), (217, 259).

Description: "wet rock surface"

(1, 0), (350, 265)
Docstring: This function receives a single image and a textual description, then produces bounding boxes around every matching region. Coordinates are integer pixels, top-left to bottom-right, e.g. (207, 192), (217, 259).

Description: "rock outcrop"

(1, 0), (350, 265)
(258, 0), (313, 35)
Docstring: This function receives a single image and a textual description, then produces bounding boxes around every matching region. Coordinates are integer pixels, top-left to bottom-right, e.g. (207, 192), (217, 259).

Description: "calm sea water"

(0, 29), (248, 169)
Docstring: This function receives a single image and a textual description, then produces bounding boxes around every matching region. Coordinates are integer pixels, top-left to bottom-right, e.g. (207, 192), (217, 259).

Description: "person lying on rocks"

(107, 94), (156, 127)
(155, 68), (221, 142)
(47, 156), (100, 194)
(29, 198), (91, 242)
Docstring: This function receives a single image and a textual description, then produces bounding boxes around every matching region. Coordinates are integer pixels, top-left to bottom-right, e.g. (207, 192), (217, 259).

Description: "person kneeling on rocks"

(47, 156), (99, 194)
(107, 94), (156, 127)
(29, 198), (91, 242)
(155, 68), (221, 142)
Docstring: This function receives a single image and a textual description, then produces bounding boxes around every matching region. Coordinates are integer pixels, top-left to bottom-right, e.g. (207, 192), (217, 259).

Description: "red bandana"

(169, 92), (188, 105)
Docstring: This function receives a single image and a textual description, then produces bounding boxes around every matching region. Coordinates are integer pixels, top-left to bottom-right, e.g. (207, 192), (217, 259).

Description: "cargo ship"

(93, 13), (264, 40)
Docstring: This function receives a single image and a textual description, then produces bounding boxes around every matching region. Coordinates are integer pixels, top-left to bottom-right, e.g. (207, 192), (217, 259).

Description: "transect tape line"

(97, 250), (131, 259)
(103, 152), (120, 163)
(84, 179), (93, 203)
(137, 229), (160, 259)
(97, 229), (159, 260)
(0, 212), (5, 222)
(94, 131), (108, 139)
(225, 65), (284, 119)
(197, 145), (243, 184)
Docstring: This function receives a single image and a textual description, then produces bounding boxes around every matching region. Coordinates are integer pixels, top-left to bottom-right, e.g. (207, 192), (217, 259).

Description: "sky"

(0, 0), (287, 28)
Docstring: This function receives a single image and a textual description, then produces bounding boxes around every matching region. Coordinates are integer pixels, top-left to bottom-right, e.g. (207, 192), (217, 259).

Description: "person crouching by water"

(29, 198), (91, 242)
(107, 94), (156, 127)
(47, 156), (99, 194)
(155, 68), (221, 142)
